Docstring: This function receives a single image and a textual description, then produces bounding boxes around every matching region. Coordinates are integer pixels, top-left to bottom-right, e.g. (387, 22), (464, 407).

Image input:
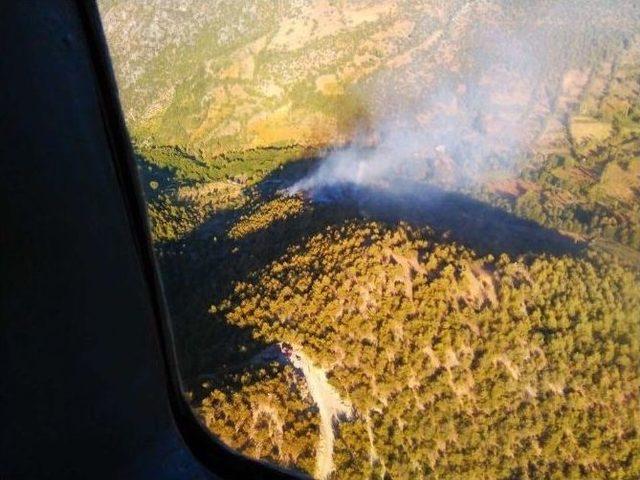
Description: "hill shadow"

(152, 155), (585, 388)
(248, 156), (585, 258)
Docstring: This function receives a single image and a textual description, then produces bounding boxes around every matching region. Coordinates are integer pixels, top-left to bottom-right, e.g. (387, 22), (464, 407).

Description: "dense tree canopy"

(202, 221), (639, 478)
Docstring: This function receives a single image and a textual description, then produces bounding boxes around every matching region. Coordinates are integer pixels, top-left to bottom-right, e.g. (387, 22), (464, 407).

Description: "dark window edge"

(74, 2), (309, 478)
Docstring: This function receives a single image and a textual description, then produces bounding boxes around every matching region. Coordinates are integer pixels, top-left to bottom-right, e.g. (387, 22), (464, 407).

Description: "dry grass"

(570, 115), (612, 145)
(598, 158), (640, 202)
(487, 179), (539, 198)
(315, 74), (343, 96)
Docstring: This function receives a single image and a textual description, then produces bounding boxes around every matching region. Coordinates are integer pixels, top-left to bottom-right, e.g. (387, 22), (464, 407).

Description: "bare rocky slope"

(101, 0), (640, 156)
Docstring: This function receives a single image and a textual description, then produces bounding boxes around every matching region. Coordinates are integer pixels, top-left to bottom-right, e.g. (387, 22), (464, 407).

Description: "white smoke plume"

(288, 0), (636, 200)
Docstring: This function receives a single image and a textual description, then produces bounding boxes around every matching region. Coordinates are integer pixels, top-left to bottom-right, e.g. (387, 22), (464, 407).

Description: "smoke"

(288, 77), (530, 196)
(288, 0), (635, 200)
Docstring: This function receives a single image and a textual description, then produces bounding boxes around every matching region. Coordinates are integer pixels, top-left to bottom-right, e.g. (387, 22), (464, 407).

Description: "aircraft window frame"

(77, 2), (305, 478)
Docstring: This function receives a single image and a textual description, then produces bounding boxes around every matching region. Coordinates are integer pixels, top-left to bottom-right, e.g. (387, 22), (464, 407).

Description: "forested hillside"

(203, 220), (639, 478)
(99, 1), (640, 478)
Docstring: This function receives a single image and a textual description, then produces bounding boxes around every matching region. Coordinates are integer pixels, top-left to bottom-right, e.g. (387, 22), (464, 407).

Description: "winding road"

(285, 345), (353, 480)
